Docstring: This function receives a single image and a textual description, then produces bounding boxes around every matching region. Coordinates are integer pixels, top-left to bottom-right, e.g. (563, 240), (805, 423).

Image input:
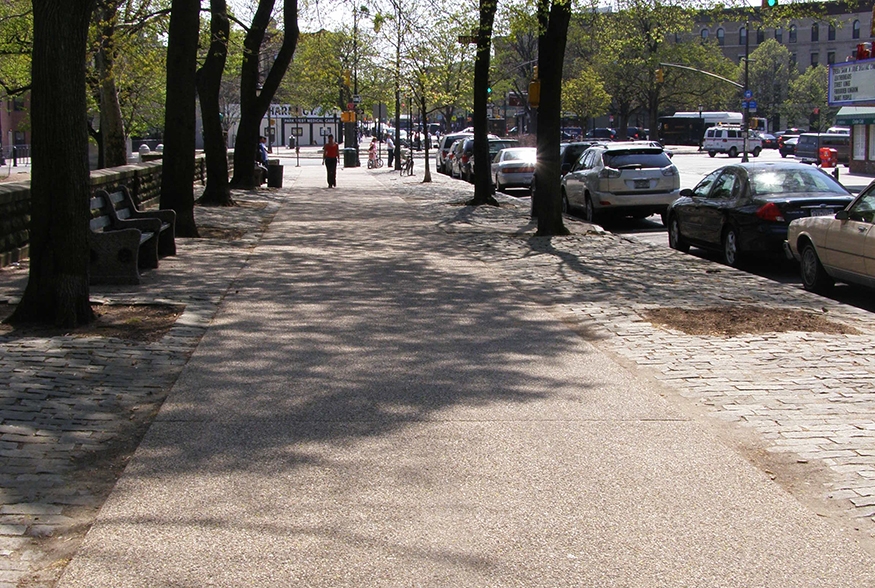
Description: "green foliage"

(0, 0), (33, 95)
(782, 64), (834, 130)
(561, 66), (610, 120)
(278, 29), (349, 112)
(744, 38), (794, 128)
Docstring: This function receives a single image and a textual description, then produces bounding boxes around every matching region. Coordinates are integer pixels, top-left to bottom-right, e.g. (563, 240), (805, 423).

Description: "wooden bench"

(89, 186), (176, 285)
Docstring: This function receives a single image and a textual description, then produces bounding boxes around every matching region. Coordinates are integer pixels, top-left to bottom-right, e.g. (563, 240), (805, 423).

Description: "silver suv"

(560, 142), (680, 225)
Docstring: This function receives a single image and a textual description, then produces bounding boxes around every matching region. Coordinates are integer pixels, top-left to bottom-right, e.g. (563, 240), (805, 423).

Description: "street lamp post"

(742, 19), (750, 163)
(698, 105), (703, 151)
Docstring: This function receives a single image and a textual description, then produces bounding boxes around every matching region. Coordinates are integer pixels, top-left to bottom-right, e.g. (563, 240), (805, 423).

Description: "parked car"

(444, 138), (465, 177)
(492, 147), (537, 192)
(624, 127), (646, 140)
(702, 125), (762, 158)
(559, 141), (602, 176)
(826, 126), (851, 135)
(794, 133), (850, 165)
(666, 162), (854, 267)
(785, 180), (875, 292)
(560, 142), (679, 224)
(436, 132), (472, 174)
(777, 132), (800, 157)
(467, 138), (519, 183)
(779, 136), (799, 158)
(585, 128), (617, 140)
(758, 133), (778, 149)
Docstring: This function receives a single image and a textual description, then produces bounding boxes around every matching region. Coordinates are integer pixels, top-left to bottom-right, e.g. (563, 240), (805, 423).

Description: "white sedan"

(785, 180), (875, 292)
(491, 147), (536, 193)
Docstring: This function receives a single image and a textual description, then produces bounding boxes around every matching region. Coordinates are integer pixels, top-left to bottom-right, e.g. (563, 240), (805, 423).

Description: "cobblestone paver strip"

(386, 171), (875, 537)
(0, 190), (283, 587)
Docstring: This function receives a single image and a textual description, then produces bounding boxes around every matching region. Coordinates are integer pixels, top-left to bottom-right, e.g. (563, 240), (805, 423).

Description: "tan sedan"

(785, 181), (875, 292)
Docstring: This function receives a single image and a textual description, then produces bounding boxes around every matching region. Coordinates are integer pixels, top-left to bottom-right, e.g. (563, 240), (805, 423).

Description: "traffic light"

(762, 0), (777, 8)
(487, 86), (492, 95)
(655, 68), (664, 83)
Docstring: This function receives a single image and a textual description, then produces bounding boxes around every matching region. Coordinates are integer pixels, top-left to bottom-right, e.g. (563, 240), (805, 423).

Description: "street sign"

(352, 94), (361, 104)
(347, 102), (354, 110)
(749, 100), (757, 109)
(741, 101), (748, 108)
(744, 89), (753, 99)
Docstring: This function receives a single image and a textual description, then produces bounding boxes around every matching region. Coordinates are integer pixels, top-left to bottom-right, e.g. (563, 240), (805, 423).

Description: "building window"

(790, 53), (797, 67)
(675, 32), (681, 43)
(757, 27), (765, 44)
(810, 53), (819, 67)
(789, 25), (797, 43)
(854, 20), (861, 39)
(869, 125), (875, 161)
(701, 28), (709, 40)
(12, 97), (25, 111)
(776, 27), (783, 43)
(828, 51), (835, 64)
(854, 125), (866, 160)
(811, 23), (819, 42)
(739, 27), (747, 45)
(717, 28), (724, 46)
(828, 23), (836, 41)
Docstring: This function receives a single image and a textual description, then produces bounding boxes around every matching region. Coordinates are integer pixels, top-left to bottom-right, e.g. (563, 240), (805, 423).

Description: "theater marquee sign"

(829, 58), (875, 106)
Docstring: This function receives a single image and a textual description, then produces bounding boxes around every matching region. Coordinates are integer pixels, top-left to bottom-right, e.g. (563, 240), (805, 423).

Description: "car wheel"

(780, 152), (787, 158)
(722, 226), (741, 267)
(584, 194), (597, 223)
(728, 146), (738, 158)
(660, 211), (668, 226)
(495, 176), (503, 192)
(561, 191), (570, 214)
(800, 242), (834, 293)
(708, 151), (716, 158)
(752, 146), (761, 157)
(668, 215), (690, 253)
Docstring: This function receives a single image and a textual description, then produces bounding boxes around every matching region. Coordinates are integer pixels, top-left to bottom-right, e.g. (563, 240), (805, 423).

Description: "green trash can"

(343, 147), (359, 168)
(267, 163), (283, 187)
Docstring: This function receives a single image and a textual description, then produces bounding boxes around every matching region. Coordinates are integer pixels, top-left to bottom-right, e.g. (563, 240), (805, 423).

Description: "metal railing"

(2, 144), (31, 167)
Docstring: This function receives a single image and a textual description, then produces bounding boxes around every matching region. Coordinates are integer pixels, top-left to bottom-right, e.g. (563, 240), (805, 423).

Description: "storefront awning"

(836, 106), (875, 125)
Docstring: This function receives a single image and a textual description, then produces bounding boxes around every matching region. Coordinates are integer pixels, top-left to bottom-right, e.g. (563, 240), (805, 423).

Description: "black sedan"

(666, 162), (853, 267)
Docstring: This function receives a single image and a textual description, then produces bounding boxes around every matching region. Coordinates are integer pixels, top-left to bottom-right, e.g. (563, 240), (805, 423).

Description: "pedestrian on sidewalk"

(255, 136), (269, 185)
(386, 135), (395, 168)
(322, 134), (339, 188)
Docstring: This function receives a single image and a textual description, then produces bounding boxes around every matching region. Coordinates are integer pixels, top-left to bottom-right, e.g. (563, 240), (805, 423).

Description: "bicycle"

(367, 153), (384, 169)
(398, 149), (414, 176)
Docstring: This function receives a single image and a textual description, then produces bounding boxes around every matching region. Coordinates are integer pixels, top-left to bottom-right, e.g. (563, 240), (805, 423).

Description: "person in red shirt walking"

(322, 135), (340, 188)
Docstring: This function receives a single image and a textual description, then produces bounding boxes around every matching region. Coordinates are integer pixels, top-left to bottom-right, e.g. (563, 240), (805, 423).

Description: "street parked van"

(794, 133), (850, 165)
(702, 125), (762, 158)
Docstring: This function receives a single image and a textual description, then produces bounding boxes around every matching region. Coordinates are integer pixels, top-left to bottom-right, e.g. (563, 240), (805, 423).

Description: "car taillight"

(462, 154), (469, 163)
(661, 166), (678, 177)
(756, 202), (785, 222)
(599, 168), (621, 178)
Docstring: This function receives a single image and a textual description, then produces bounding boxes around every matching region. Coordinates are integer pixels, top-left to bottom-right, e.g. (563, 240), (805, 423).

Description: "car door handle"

(860, 226), (868, 233)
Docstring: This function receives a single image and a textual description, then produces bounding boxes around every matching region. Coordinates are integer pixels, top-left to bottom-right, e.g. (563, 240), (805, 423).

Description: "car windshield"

(603, 149), (671, 169)
(489, 140), (518, 154)
(502, 148), (536, 162)
(749, 168), (850, 196)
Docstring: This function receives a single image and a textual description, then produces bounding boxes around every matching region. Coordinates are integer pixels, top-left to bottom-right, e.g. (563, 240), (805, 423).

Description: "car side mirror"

(680, 188), (693, 197)
(836, 210), (850, 220)
(561, 163), (571, 174)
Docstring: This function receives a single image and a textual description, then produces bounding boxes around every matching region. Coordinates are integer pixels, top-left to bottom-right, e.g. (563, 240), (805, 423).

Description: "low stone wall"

(0, 152), (233, 268)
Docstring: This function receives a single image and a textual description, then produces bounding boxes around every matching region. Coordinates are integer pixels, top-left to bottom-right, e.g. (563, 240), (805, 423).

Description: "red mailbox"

(819, 147), (837, 168)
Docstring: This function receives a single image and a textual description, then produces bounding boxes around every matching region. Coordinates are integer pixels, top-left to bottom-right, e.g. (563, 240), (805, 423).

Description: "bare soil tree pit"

(643, 306), (859, 337)
(0, 303), (182, 341)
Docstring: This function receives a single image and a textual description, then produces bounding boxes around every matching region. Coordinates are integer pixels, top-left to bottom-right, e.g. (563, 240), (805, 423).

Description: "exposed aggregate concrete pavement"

(2, 156), (875, 585)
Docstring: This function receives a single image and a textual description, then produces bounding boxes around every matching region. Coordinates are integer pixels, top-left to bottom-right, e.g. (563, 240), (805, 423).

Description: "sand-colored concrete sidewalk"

(49, 162), (875, 586)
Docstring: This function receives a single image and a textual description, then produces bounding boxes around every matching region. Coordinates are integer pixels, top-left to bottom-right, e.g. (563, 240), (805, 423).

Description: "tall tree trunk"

(197, 0), (233, 206)
(8, 0), (96, 328)
(468, 0), (498, 206)
(533, 0), (570, 236)
(95, 0), (127, 168)
(230, 0), (299, 188)
(160, 0), (200, 237)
